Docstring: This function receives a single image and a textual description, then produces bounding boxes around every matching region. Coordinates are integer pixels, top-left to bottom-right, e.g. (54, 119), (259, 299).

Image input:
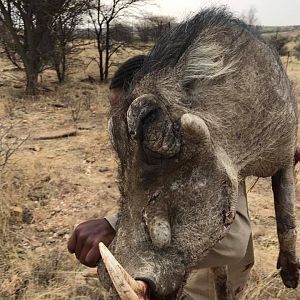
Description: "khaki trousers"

(181, 182), (254, 299)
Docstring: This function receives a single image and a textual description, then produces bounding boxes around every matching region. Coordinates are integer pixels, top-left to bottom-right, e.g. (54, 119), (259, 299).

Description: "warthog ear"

(127, 94), (181, 158)
(181, 113), (211, 148)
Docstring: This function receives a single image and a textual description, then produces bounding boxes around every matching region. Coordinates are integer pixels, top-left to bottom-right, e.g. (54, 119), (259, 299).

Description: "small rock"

(9, 206), (23, 216)
(9, 206), (31, 224)
(57, 229), (68, 237)
(30, 240), (42, 248)
(6, 133), (16, 139)
(64, 234), (70, 240)
(99, 167), (109, 173)
(28, 145), (41, 152)
(78, 124), (94, 130)
(86, 157), (96, 163)
(52, 103), (67, 108)
(48, 236), (54, 242)
(22, 207), (34, 224)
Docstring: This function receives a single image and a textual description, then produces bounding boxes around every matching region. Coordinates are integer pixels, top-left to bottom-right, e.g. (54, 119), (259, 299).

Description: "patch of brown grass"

(0, 80), (112, 299)
(243, 268), (300, 300)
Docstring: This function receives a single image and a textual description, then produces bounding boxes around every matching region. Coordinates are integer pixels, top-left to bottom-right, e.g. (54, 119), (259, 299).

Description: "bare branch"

(0, 122), (28, 169)
(86, 0), (151, 81)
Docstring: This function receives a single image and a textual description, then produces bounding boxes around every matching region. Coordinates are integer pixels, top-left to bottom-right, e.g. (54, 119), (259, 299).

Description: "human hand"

(68, 219), (116, 267)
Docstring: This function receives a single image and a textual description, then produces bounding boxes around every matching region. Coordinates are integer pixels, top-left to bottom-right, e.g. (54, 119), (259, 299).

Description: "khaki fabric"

(181, 235), (254, 300)
(104, 214), (119, 231)
(181, 182), (254, 299)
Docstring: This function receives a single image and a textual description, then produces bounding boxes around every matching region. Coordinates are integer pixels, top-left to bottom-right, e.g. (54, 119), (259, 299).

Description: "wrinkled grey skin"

(99, 8), (299, 299)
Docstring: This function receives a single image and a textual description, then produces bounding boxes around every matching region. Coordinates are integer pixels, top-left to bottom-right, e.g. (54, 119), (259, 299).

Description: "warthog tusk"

(99, 242), (150, 300)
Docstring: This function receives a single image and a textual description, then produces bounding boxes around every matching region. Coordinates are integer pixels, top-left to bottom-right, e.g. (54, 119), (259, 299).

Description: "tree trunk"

(55, 53), (66, 83)
(104, 21), (110, 81)
(96, 33), (104, 82)
(25, 66), (39, 95)
(62, 54), (66, 82)
(55, 66), (63, 83)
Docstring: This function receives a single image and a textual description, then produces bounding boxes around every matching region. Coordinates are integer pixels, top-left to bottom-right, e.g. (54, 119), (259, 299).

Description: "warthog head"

(99, 95), (238, 299)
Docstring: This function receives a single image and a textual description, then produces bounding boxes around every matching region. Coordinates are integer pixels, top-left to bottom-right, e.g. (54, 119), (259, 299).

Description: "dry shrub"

(0, 141), (105, 299)
(0, 170), (29, 262)
(56, 83), (99, 123)
(1, 246), (106, 300)
(0, 123), (27, 169)
(0, 97), (15, 118)
(242, 267), (300, 299)
(27, 172), (77, 206)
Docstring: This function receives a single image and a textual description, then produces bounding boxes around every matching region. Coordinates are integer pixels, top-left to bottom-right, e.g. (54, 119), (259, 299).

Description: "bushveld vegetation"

(0, 2), (300, 299)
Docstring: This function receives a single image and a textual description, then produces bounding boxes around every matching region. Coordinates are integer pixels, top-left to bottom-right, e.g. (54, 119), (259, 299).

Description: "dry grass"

(0, 41), (300, 299)
(0, 73), (114, 299)
(243, 270), (300, 299)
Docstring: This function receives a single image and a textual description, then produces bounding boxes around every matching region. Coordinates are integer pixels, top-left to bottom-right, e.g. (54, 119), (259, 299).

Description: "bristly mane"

(134, 7), (250, 82)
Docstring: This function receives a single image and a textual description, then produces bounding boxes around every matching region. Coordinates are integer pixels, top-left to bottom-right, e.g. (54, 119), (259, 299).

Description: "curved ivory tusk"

(99, 242), (150, 300)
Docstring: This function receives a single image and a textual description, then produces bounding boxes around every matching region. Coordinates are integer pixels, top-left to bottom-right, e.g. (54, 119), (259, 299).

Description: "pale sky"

(148, 0), (300, 26)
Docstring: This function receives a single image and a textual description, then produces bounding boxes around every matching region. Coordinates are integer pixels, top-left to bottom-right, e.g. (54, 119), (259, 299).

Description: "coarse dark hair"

(110, 55), (146, 91)
(135, 7), (251, 81)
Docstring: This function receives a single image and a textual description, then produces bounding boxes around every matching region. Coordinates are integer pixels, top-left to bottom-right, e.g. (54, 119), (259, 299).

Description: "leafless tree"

(110, 22), (134, 44)
(241, 6), (258, 26)
(241, 6), (260, 33)
(0, 22), (23, 69)
(0, 1), (65, 94)
(0, 0), (86, 93)
(86, 0), (151, 82)
(146, 15), (174, 40)
(50, 0), (88, 83)
(136, 21), (151, 43)
(0, 123), (26, 169)
(267, 33), (290, 56)
(295, 42), (300, 60)
(136, 14), (175, 43)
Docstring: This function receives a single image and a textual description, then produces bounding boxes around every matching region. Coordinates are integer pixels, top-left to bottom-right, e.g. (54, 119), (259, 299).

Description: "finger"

(85, 245), (101, 268)
(75, 230), (86, 260)
(79, 241), (93, 266)
(67, 230), (77, 254)
(277, 257), (281, 269)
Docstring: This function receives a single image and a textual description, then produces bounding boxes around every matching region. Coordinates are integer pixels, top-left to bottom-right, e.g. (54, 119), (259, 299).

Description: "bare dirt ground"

(1, 48), (300, 299)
